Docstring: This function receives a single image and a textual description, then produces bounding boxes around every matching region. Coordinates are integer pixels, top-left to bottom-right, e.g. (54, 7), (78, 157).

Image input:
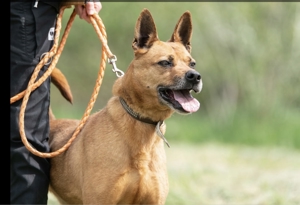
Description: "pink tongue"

(173, 90), (200, 113)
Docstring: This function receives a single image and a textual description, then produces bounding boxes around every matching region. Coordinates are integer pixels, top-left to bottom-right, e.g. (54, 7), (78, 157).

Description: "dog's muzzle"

(158, 69), (202, 114)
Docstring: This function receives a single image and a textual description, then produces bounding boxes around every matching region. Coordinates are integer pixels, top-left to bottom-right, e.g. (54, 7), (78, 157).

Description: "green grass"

(165, 143), (300, 205)
(48, 142), (300, 205)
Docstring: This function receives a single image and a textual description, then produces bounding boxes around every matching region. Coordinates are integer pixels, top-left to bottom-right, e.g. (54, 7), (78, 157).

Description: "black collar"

(119, 97), (170, 148)
(119, 97), (158, 125)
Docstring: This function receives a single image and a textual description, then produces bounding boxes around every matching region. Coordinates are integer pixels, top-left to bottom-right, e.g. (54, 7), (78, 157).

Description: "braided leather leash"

(10, 6), (117, 158)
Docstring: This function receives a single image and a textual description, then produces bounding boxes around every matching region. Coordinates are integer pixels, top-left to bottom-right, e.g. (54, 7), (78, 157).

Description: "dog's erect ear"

(169, 11), (192, 53)
(132, 9), (159, 51)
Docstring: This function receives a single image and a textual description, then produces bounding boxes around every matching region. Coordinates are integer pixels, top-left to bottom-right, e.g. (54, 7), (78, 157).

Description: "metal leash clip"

(108, 55), (124, 78)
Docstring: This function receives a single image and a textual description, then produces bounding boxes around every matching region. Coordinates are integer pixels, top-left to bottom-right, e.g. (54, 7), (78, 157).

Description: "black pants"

(10, 1), (58, 204)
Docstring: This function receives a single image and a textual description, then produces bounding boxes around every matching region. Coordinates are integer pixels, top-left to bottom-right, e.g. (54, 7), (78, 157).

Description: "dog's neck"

(119, 97), (170, 147)
(119, 97), (158, 125)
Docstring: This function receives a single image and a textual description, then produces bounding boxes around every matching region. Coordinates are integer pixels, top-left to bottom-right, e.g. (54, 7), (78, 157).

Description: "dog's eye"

(158, 60), (172, 67)
(189, 62), (196, 68)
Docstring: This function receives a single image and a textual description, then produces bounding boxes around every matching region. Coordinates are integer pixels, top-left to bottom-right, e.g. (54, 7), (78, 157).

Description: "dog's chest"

(120, 168), (167, 203)
(117, 152), (168, 203)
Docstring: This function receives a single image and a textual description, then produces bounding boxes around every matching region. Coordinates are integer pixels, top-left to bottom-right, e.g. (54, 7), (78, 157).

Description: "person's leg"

(10, 2), (57, 204)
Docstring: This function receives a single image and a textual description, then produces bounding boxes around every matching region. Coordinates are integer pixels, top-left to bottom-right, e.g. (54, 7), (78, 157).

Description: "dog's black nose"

(185, 70), (201, 84)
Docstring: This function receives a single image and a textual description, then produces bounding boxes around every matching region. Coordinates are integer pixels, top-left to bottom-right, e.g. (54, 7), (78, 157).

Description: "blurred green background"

(52, 2), (300, 149)
(48, 2), (300, 204)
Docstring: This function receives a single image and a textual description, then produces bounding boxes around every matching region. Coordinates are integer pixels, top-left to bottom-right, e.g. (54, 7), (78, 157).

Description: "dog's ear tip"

(141, 8), (151, 14)
(183, 11), (192, 17)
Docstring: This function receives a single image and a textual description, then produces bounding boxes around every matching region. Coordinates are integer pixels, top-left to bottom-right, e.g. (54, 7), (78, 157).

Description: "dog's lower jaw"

(158, 87), (201, 114)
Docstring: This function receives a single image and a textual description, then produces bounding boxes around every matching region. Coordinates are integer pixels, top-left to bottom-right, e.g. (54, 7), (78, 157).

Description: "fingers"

(86, 2), (102, 15)
(94, 2), (102, 13)
(75, 2), (102, 24)
(74, 5), (86, 21)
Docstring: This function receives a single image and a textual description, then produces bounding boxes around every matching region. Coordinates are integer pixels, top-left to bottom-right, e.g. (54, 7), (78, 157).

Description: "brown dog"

(49, 9), (202, 204)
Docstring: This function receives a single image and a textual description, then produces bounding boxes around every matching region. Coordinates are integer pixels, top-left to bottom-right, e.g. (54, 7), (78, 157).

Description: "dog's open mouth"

(159, 88), (200, 113)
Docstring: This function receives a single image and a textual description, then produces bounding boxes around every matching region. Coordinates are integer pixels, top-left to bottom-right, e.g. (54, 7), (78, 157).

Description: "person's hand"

(75, 1), (102, 23)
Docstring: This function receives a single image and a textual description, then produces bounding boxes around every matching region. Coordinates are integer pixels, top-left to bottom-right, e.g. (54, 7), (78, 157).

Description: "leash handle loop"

(13, 6), (117, 158)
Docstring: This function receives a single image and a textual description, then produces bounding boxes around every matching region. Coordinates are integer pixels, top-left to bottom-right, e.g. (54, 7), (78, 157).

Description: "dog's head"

(113, 9), (202, 120)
